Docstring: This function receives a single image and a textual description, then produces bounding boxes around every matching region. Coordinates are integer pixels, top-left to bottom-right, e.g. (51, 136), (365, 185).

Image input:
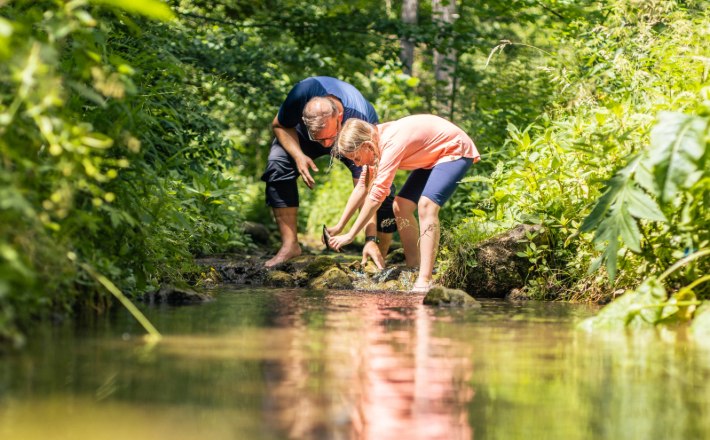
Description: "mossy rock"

(423, 286), (481, 308)
(383, 280), (404, 291)
(304, 256), (339, 278)
(442, 224), (549, 299)
(309, 267), (353, 290)
(264, 270), (296, 288)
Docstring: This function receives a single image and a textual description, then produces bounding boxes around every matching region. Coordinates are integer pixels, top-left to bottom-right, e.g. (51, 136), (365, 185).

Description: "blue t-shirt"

(277, 77), (378, 130)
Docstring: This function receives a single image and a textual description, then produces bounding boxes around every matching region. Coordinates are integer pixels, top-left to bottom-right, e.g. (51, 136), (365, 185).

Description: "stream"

(2, 287), (710, 439)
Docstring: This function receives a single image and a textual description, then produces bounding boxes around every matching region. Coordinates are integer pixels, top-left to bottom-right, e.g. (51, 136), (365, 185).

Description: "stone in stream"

(309, 267), (354, 290)
(264, 270), (297, 288)
(423, 286), (481, 308)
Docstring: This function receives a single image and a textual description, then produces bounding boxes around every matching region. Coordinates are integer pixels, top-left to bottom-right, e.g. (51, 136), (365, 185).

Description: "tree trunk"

(400, 0), (418, 76)
(433, 0), (457, 118)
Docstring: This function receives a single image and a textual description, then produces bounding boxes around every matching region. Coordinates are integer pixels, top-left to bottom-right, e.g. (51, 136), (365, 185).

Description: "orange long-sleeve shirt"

(361, 114), (480, 202)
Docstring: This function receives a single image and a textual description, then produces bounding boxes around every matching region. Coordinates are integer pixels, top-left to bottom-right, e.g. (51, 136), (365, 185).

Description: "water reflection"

(1, 289), (710, 440)
(258, 291), (474, 439)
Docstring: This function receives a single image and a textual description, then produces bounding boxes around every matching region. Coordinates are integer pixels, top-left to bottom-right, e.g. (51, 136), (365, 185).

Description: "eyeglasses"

(306, 118), (341, 143)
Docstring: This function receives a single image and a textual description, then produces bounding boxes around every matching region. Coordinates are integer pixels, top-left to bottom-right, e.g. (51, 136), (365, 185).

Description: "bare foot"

(411, 278), (433, 293)
(265, 244), (302, 268)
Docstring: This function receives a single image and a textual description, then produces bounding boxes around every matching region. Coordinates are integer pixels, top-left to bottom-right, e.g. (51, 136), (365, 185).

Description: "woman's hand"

(325, 224), (343, 237)
(328, 233), (354, 252)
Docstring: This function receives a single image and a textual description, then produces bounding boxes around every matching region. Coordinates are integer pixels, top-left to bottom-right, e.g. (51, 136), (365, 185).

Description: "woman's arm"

(326, 176), (367, 236)
(329, 197), (382, 251)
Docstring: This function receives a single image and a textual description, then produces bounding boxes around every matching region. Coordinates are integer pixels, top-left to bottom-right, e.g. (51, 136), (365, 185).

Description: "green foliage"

(2, 0), (709, 341)
(0, 1), (253, 341)
(442, 0), (709, 302)
(582, 110), (708, 281)
(579, 250), (709, 331)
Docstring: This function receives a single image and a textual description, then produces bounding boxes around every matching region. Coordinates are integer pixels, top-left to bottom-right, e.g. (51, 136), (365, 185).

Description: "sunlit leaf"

(647, 112), (708, 203)
(88, 0), (174, 21)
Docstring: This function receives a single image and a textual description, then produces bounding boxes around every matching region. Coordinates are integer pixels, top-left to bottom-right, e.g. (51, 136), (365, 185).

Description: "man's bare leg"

(265, 207), (302, 267)
(376, 232), (393, 258)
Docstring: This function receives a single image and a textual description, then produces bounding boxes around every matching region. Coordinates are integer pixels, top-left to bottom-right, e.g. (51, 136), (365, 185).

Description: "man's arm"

(272, 115), (318, 189)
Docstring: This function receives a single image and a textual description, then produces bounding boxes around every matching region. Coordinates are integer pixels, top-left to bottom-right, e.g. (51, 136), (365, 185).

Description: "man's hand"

(361, 240), (385, 270)
(295, 154), (318, 189)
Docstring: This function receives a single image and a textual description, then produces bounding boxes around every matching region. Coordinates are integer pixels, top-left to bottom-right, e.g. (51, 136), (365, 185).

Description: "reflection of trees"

(264, 291), (474, 439)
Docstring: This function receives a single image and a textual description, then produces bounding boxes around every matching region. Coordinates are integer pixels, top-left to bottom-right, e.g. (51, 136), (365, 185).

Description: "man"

(261, 76), (395, 268)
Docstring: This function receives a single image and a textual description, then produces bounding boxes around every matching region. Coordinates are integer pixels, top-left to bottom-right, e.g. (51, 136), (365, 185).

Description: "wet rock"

(196, 255), (267, 285)
(309, 267), (354, 290)
(146, 284), (213, 305)
(423, 286), (480, 308)
(373, 266), (404, 283)
(385, 248), (406, 265)
(264, 270), (297, 288)
(304, 256), (339, 278)
(383, 280), (403, 291)
(442, 224), (549, 299)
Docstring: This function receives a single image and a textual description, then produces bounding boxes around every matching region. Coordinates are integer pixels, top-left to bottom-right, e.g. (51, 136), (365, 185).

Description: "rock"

(373, 266), (404, 283)
(383, 280), (403, 291)
(309, 267), (354, 290)
(146, 284), (212, 305)
(423, 286), (481, 308)
(385, 248), (406, 265)
(441, 224), (549, 299)
(264, 270), (296, 288)
(218, 262), (267, 285)
(243, 221), (270, 245)
(304, 256), (339, 278)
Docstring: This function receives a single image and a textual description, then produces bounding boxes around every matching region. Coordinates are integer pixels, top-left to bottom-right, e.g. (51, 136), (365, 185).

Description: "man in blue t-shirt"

(261, 76), (395, 267)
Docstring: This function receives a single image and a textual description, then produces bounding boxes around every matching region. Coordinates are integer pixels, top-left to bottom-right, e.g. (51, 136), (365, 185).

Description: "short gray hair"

(302, 96), (339, 134)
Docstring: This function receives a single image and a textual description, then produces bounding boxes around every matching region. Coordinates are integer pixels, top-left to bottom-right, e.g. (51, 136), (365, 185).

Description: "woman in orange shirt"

(326, 114), (480, 293)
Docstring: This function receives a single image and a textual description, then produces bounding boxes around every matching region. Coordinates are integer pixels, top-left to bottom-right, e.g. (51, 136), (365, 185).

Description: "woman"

(326, 114), (480, 293)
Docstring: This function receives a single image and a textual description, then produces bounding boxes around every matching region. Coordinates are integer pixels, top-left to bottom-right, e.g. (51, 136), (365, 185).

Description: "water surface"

(1, 288), (709, 439)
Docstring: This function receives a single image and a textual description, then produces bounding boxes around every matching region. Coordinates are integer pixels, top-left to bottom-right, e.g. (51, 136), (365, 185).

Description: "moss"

(423, 286), (481, 308)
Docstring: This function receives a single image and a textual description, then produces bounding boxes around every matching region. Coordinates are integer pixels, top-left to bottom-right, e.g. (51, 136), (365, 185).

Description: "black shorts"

(261, 134), (396, 233)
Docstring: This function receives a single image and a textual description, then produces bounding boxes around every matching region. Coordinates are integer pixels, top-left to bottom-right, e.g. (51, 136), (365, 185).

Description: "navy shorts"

(261, 133), (397, 233)
(397, 157), (473, 206)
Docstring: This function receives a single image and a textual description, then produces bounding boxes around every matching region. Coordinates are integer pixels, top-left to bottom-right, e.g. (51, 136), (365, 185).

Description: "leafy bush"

(0, 1), (254, 342)
(440, 0), (709, 301)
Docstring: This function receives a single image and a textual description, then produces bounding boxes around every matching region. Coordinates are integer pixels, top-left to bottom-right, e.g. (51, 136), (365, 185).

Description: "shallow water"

(1, 288), (710, 440)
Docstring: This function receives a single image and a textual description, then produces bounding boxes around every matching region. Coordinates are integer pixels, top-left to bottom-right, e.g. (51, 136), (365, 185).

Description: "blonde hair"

(336, 118), (375, 156)
(336, 118), (378, 189)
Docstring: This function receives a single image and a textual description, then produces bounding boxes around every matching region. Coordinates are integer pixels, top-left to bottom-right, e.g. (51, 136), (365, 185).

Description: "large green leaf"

(88, 0), (174, 21)
(647, 112), (708, 203)
(578, 277), (668, 331)
(581, 155), (666, 280)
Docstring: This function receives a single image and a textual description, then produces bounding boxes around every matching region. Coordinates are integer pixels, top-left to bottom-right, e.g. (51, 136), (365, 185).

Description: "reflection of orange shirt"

(361, 115), (481, 203)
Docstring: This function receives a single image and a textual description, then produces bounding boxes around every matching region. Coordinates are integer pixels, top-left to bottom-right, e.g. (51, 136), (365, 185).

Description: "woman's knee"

(393, 196), (416, 217)
(417, 196), (440, 219)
